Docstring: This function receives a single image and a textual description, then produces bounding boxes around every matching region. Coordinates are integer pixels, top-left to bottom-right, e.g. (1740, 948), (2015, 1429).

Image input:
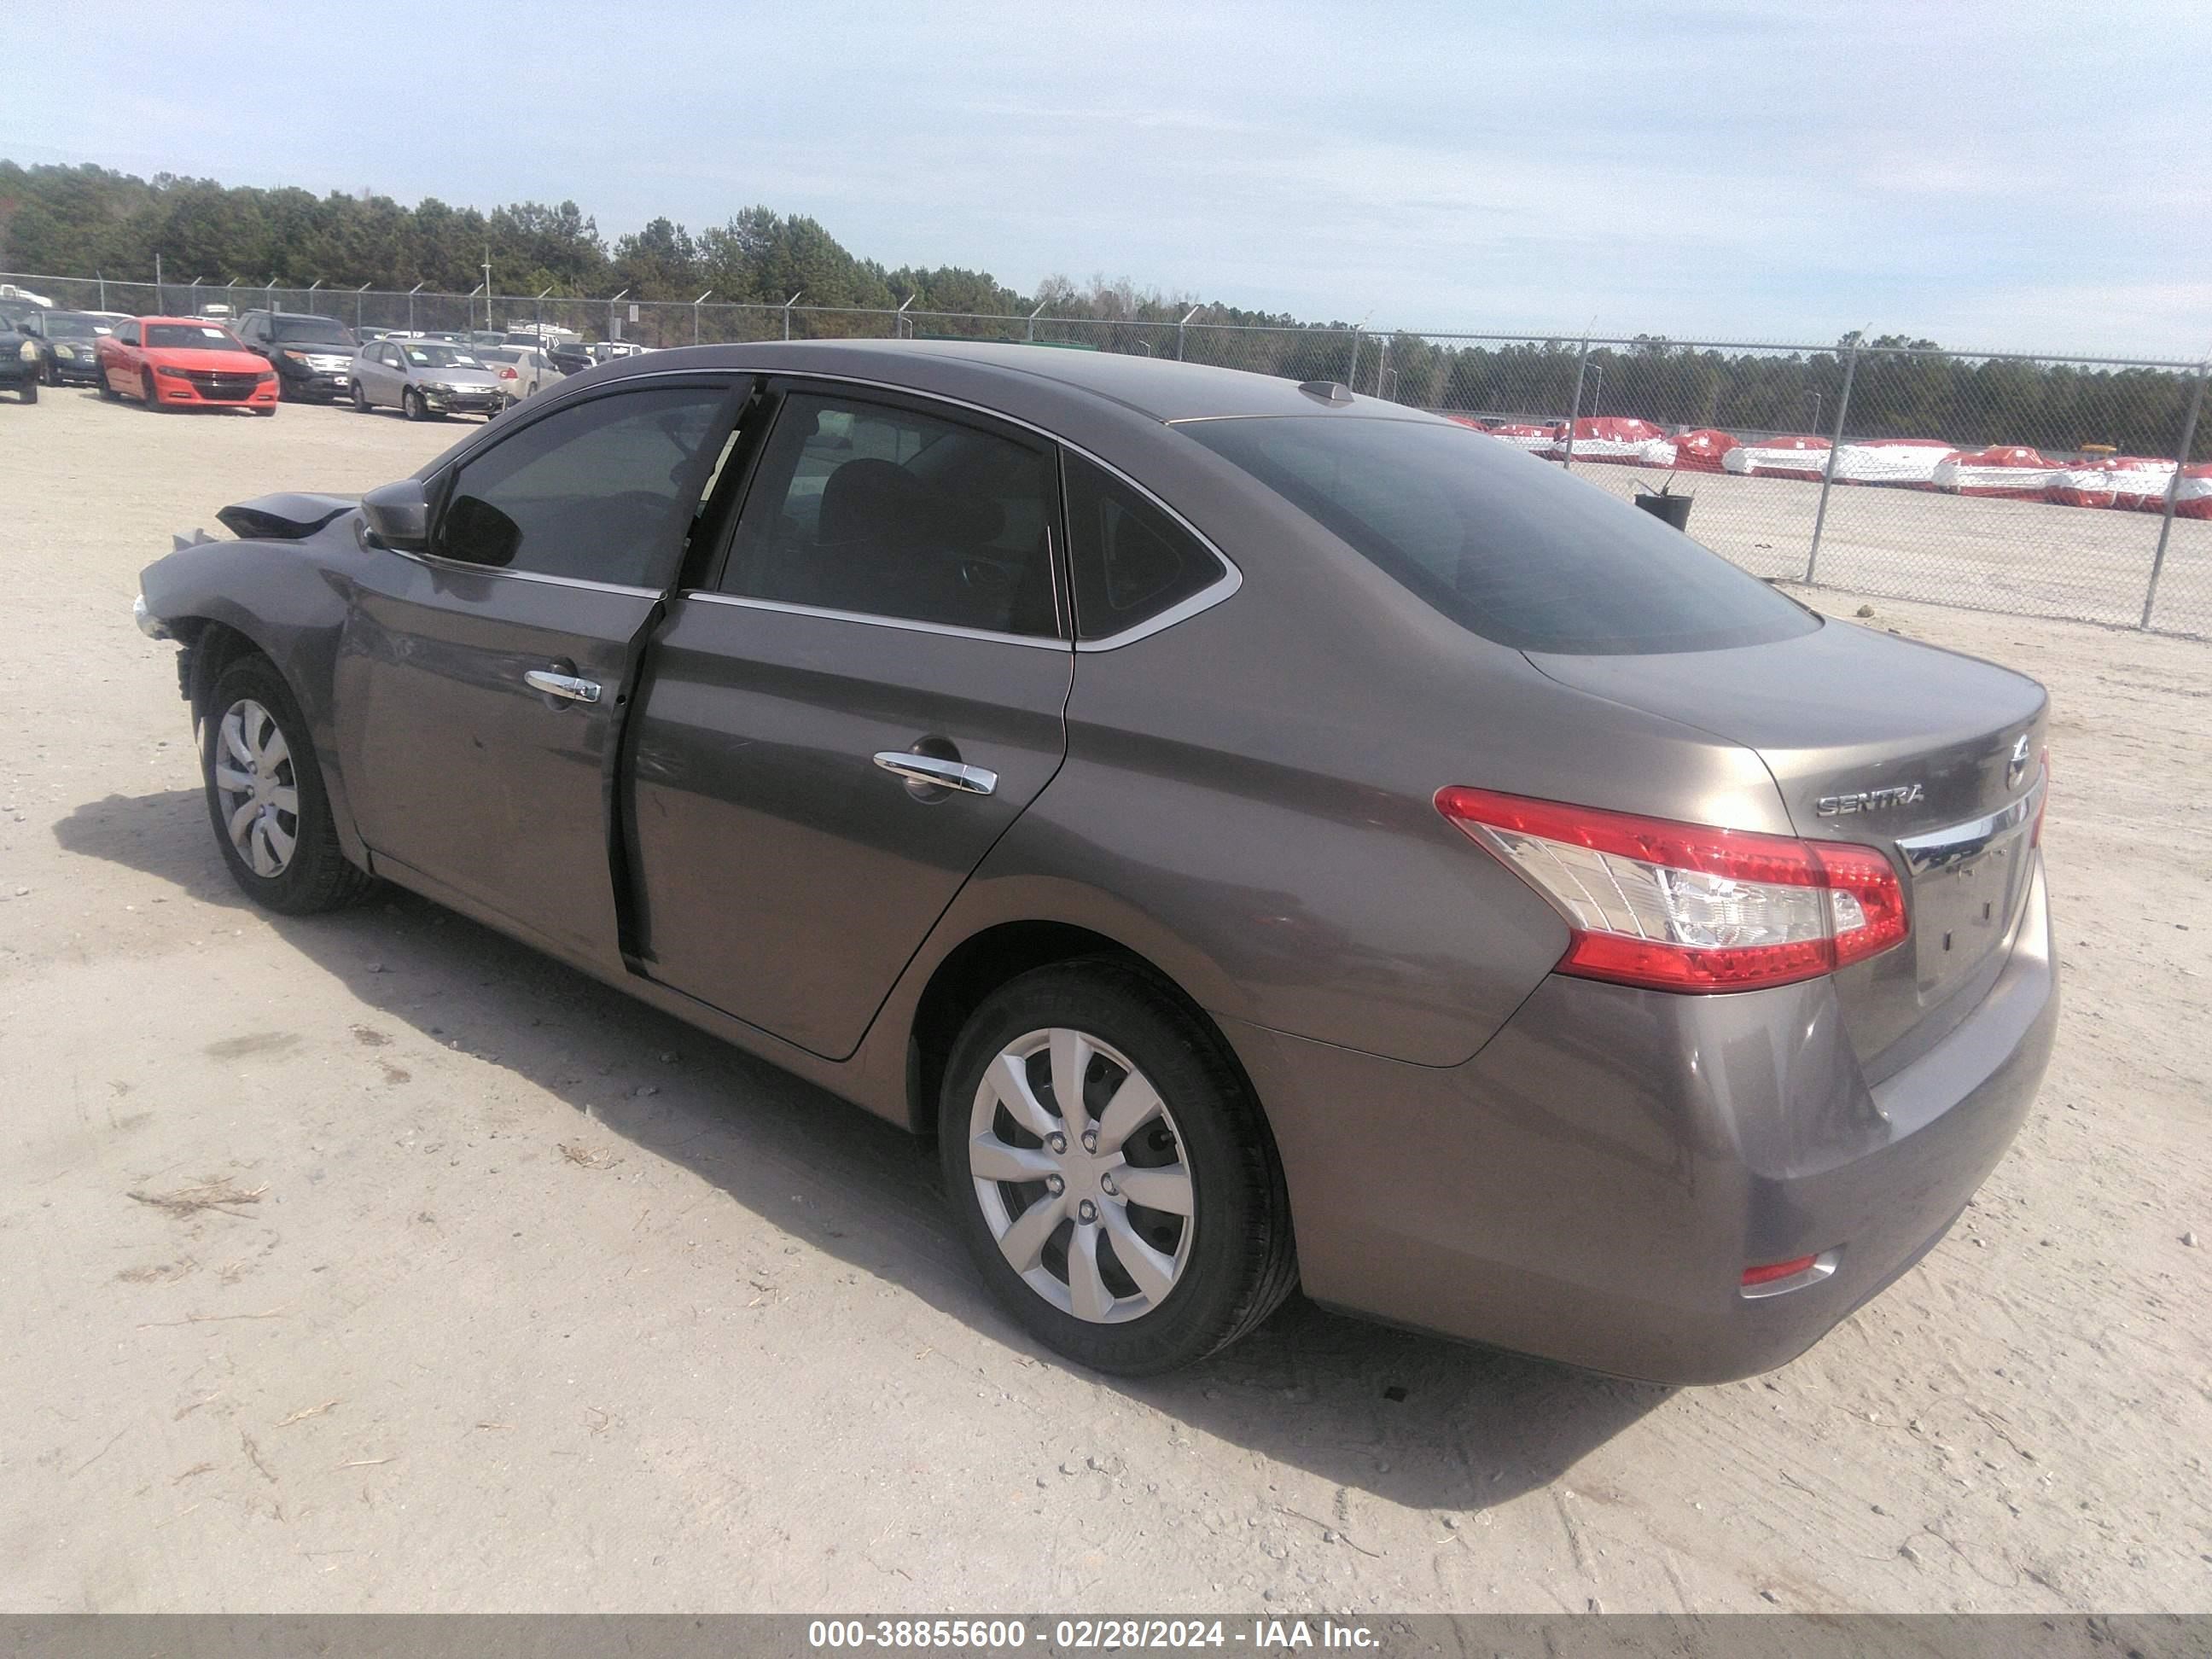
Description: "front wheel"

(201, 656), (375, 915)
(938, 961), (1296, 1374)
(98, 369), (120, 400)
(140, 369), (160, 408)
(402, 387), (427, 421)
(17, 376), (36, 405)
(350, 379), (371, 412)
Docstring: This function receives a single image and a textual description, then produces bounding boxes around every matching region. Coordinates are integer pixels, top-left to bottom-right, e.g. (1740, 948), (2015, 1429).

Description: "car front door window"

(436, 385), (734, 589)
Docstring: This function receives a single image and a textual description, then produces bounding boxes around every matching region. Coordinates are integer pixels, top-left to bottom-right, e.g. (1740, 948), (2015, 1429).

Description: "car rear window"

(1183, 416), (1819, 655)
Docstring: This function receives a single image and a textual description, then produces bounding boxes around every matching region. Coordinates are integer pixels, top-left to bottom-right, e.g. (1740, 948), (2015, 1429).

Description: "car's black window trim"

(701, 376), (1074, 645)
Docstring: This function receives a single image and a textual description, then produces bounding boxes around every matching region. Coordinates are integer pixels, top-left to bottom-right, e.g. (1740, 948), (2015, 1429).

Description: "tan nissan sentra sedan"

(135, 342), (2057, 1381)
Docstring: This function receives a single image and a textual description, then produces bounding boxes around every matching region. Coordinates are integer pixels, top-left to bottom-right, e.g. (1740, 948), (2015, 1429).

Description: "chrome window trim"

(422, 361), (1246, 648)
(387, 541), (662, 599)
(1895, 776), (2046, 874)
(682, 590), (1073, 652)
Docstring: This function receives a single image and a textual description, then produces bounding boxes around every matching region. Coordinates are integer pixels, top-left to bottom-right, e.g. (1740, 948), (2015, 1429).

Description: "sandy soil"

(3, 389), (2208, 1615)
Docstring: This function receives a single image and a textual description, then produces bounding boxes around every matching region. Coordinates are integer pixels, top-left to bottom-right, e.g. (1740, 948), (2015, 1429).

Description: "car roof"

(596, 338), (1417, 426)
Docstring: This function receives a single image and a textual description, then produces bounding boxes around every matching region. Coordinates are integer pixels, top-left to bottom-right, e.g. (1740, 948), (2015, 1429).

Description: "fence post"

(1805, 339), (1861, 585)
(1027, 302), (1045, 341)
(355, 282), (370, 330)
(1177, 305), (1200, 362)
(1562, 337), (1591, 471)
(2141, 360), (2209, 632)
(783, 291), (801, 341)
(1346, 328), (1362, 393)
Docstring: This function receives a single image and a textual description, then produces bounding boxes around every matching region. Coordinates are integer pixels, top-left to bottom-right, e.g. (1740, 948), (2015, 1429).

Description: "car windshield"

(272, 317), (356, 346)
(1183, 416), (1822, 655)
(401, 344), (481, 369)
(44, 312), (103, 338)
(146, 323), (253, 352)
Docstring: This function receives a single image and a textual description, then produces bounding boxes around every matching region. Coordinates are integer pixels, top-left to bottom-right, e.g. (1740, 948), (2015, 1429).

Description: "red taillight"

(1435, 786), (1910, 993)
(498, 366), (518, 380)
(1741, 1254), (1820, 1287)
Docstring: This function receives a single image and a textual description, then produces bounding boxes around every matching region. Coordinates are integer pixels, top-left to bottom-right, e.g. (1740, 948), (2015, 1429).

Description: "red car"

(96, 317), (278, 413)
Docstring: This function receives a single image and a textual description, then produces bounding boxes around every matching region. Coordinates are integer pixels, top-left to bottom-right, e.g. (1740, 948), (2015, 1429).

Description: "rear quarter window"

(1183, 416), (1819, 655)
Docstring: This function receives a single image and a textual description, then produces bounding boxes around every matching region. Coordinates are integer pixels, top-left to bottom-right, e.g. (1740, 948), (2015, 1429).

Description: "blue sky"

(15, 1), (2212, 355)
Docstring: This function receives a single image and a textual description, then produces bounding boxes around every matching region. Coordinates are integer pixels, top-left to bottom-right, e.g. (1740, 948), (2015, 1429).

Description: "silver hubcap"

(968, 1027), (1194, 1324)
(212, 698), (300, 878)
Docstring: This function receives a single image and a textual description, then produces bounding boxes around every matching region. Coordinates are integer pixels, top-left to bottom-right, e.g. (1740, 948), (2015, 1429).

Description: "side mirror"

(359, 478), (430, 552)
(439, 493), (521, 568)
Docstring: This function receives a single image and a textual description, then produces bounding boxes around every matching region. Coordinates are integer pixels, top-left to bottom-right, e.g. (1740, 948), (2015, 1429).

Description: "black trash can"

(1634, 489), (1693, 532)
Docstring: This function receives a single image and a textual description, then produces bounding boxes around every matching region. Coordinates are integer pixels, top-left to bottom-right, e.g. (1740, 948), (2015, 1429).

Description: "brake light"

(498, 366), (517, 380)
(1435, 787), (1909, 992)
(1742, 1255), (1819, 1287)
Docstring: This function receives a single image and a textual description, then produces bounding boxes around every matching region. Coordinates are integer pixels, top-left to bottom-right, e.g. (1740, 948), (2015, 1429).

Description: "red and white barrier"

(1559, 416), (1668, 463)
(1831, 439), (1955, 488)
(2176, 463), (2212, 520)
(1668, 429), (1739, 473)
(1722, 434), (1832, 480)
(1934, 446), (2059, 499)
(1484, 422), (1563, 453)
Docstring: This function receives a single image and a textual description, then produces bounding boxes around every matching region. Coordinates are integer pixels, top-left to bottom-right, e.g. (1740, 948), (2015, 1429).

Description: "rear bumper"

(1225, 860), (2058, 1384)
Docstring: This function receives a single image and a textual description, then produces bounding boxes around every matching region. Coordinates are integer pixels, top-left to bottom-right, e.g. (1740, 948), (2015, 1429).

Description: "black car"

(0, 311), (41, 403)
(31, 311), (121, 386)
(233, 311), (361, 401)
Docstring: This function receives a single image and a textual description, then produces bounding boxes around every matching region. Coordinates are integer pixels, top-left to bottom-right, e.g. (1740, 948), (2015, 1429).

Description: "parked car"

(96, 316), (276, 412)
(545, 341), (596, 376)
(25, 310), (126, 386)
(233, 311), (361, 401)
(0, 311), (42, 403)
(471, 345), (565, 405)
(133, 342), (2057, 1382)
(347, 337), (504, 420)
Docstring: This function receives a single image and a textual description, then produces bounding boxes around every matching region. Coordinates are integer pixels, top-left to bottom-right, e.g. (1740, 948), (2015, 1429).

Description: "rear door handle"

(873, 751), (998, 796)
(524, 668), (602, 704)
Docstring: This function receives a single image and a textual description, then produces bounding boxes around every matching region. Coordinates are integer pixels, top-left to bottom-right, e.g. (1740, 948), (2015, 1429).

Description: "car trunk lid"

(1525, 618), (2047, 1079)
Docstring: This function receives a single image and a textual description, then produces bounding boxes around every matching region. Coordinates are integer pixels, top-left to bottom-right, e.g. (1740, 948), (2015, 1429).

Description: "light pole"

(483, 247), (492, 333)
(1588, 362), (1604, 418)
(1807, 390), (1823, 434)
(536, 286), (553, 338)
(608, 288), (629, 343)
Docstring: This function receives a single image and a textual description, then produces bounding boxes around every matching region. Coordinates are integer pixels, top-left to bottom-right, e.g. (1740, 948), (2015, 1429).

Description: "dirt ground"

(3, 389), (2209, 1615)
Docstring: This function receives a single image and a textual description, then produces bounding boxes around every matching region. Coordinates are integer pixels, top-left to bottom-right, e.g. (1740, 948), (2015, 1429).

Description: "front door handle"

(873, 751), (998, 796)
(524, 668), (602, 704)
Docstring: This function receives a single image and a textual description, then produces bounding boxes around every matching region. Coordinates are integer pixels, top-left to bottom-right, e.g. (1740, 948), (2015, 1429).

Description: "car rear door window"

(1184, 416), (1820, 655)
(1061, 453), (1225, 641)
(435, 384), (735, 589)
(719, 390), (1059, 638)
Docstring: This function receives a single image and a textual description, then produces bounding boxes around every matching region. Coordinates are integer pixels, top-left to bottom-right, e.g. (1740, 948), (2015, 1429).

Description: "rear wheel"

(201, 655), (375, 915)
(938, 961), (1296, 1374)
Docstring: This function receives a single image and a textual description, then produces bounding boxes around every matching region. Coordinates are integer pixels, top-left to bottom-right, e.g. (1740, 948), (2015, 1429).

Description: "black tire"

(402, 386), (426, 422)
(140, 369), (160, 409)
(98, 369), (120, 401)
(18, 376), (35, 405)
(351, 379), (371, 412)
(201, 655), (375, 916)
(938, 960), (1296, 1374)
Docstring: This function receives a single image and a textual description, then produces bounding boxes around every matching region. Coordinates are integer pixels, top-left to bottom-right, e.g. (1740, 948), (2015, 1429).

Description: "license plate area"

(1897, 789), (2040, 1004)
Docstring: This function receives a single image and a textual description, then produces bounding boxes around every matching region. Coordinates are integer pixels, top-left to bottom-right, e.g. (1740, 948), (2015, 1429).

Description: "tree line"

(2, 160), (2201, 458)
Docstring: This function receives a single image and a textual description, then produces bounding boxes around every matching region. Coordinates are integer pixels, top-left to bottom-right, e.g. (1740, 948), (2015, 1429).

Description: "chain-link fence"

(8, 271), (2208, 638)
